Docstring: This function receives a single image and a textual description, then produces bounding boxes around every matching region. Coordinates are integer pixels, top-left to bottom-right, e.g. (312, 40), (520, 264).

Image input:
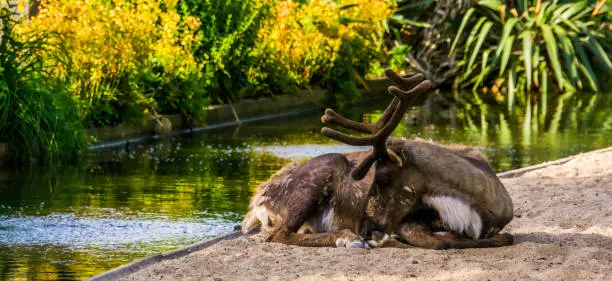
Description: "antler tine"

(321, 72), (427, 146)
(349, 81), (430, 180)
(320, 69), (430, 180)
(321, 99), (399, 134)
(321, 71), (425, 134)
(384, 69), (425, 91)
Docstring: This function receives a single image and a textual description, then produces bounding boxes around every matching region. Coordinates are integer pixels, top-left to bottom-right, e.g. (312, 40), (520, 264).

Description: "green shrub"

(248, 0), (394, 106)
(178, 0), (271, 103)
(450, 0), (611, 99)
(178, 0), (394, 106)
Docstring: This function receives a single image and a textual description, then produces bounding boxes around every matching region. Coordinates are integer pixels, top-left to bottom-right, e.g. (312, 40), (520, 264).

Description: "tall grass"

(0, 1), (85, 164)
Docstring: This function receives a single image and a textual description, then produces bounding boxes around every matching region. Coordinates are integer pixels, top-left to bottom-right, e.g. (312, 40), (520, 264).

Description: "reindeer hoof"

(349, 238), (371, 249)
(367, 231), (390, 248)
(433, 242), (451, 250)
(493, 233), (514, 246)
(335, 237), (371, 249)
(336, 231), (370, 249)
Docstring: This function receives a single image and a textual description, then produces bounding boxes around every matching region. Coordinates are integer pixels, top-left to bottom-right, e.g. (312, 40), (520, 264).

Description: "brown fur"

(242, 139), (514, 249)
(242, 70), (513, 249)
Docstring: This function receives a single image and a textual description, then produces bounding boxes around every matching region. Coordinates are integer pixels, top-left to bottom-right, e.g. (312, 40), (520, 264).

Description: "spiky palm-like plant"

(450, 0), (611, 100)
(386, 0), (475, 87)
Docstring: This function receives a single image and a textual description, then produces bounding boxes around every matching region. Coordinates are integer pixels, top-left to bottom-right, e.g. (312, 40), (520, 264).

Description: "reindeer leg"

(436, 232), (514, 249)
(397, 223), (513, 249)
(367, 231), (414, 248)
(398, 223), (450, 249)
(380, 238), (415, 248)
(267, 228), (370, 248)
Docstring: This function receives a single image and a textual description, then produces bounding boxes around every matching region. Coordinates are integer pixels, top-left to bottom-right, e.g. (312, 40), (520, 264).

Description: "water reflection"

(0, 141), (286, 280)
(1, 92), (611, 280)
(362, 92), (612, 171)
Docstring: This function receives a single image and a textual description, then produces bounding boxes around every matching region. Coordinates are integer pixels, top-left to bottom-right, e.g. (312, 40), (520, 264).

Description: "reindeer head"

(320, 69), (430, 230)
(320, 69), (430, 181)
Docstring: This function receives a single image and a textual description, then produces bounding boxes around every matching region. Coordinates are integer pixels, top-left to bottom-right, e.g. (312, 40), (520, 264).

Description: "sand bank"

(104, 148), (612, 281)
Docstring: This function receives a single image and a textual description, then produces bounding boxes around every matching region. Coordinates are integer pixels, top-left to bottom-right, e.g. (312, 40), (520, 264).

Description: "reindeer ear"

(386, 148), (403, 167)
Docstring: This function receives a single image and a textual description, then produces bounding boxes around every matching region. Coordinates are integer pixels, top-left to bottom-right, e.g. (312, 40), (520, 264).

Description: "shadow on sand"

(514, 231), (612, 251)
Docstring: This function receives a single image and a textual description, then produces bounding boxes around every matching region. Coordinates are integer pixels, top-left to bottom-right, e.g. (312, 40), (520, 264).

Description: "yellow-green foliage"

(249, 0), (395, 95)
(17, 0), (204, 126)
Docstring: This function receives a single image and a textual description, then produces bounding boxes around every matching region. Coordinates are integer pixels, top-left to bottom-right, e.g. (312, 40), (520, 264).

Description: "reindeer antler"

(321, 69), (430, 180)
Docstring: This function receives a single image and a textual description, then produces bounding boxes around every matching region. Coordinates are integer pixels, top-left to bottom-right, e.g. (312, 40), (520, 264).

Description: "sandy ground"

(119, 149), (612, 281)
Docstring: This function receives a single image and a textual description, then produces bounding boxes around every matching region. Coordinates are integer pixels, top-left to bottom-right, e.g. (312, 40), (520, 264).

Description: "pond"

(1, 92), (611, 280)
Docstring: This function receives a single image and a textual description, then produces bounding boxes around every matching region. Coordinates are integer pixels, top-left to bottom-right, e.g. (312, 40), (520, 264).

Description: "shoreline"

(0, 78), (392, 164)
(88, 146), (612, 281)
(86, 78), (392, 151)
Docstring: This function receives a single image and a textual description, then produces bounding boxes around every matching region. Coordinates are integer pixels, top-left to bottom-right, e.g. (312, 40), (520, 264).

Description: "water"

(1, 92), (611, 280)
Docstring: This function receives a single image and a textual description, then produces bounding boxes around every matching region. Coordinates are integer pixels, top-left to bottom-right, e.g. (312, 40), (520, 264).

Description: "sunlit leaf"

(540, 24), (564, 90)
(551, 3), (573, 23)
(521, 30), (532, 91)
(558, 1), (587, 20)
(532, 45), (540, 87)
(495, 17), (519, 57)
(572, 36), (599, 91)
(500, 35), (515, 76)
(537, 1), (552, 26)
(464, 17), (488, 58)
(449, 8), (475, 56)
(508, 65), (516, 112)
(467, 21), (493, 74)
(478, 48), (492, 85)
(397, 0), (435, 12)
(478, 0), (504, 11)
(575, 60), (599, 91)
(561, 36), (579, 86)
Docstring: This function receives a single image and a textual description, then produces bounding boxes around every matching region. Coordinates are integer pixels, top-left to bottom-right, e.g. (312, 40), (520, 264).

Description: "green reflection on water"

(364, 92), (612, 171)
(1, 92), (611, 280)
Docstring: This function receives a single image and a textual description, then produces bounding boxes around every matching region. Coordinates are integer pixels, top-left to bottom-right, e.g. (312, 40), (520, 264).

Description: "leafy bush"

(0, 1), (85, 164)
(177, 0), (272, 103)
(450, 0), (611, 99)
(18, 0), (206, 126)
(248, 0), (395, 106)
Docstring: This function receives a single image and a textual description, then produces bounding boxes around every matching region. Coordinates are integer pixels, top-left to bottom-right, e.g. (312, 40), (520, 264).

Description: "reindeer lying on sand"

(242, 69), (514, 249)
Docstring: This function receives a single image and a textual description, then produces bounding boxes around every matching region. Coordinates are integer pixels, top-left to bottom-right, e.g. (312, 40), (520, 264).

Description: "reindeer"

(241, 69), (514, 249)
